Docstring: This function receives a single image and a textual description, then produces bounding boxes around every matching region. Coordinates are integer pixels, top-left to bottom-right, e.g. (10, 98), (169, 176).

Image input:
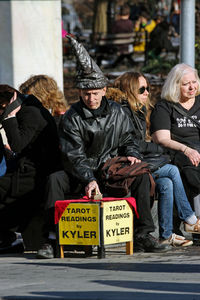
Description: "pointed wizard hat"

(66, 34), (108, 89)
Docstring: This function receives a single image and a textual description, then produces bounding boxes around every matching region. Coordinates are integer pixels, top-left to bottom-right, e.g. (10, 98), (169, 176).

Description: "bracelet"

(183, 146), (188, 154)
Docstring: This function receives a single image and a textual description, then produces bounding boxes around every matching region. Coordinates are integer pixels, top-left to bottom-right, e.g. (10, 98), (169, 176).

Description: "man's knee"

(48, 171), (70, 191)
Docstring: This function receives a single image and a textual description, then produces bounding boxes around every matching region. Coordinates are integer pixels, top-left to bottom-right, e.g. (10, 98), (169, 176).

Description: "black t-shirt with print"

(150, 96), (200, 145)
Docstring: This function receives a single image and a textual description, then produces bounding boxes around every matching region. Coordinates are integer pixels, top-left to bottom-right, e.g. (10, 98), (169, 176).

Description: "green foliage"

(141, 56), (178, 75)
(142, 40), (200, 76)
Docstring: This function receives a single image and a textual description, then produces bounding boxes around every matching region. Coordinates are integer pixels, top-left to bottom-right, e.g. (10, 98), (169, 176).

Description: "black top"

(150, 96), (200, 145)
(2, 94), (61, 176)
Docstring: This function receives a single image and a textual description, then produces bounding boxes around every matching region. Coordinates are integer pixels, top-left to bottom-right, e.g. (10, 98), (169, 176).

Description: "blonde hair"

(113, 71), (152, 140)
(161, 63), (200, 102)
(19, 75), (68, 116)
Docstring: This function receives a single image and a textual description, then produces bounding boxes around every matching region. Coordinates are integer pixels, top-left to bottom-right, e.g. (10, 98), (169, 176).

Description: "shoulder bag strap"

(172, 104), (200, 129)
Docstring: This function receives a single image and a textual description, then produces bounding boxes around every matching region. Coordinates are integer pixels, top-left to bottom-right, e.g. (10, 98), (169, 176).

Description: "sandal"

(184, 218), (200, 234)
(160, 233), (193, 247)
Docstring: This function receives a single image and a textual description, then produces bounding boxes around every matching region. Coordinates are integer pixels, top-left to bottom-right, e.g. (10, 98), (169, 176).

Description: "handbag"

(101, 156), (155, 197)
(142, 153), (171, 172)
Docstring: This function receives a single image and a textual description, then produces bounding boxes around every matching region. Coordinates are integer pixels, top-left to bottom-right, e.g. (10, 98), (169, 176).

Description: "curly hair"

(19, 75), (68, 116)
(106, 87), (127, 103)
(113, 71), (153, 140)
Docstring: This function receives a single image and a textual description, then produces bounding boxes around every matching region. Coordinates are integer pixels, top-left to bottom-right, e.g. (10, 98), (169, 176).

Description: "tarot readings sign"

(103, 200), (133, 245)
(58, 203), (100, 245)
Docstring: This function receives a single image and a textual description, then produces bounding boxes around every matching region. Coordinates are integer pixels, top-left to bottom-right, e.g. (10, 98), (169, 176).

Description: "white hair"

(161, 63), (200, 103)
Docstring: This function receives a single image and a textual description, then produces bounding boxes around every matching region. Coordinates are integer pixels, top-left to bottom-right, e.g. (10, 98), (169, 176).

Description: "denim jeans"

(152, 164), (194, 239)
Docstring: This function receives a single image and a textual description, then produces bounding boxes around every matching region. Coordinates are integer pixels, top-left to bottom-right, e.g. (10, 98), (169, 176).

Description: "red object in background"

(62, 21), (68, 38)
(55, 196), (138, 224)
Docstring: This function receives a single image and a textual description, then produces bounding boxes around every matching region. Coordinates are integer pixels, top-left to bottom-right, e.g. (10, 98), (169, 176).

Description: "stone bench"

(92, 32), (147, 67)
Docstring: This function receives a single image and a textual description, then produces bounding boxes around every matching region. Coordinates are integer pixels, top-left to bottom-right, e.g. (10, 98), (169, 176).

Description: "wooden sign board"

(58, 203), (100, 245)
(103, 200), (133, 245)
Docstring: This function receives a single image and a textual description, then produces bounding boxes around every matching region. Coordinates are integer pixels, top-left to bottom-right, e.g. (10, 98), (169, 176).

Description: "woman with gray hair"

(150, 63), (200, 243)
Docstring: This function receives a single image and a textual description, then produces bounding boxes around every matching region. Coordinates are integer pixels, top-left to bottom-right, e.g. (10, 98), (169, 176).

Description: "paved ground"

(0, 245), (200, 300)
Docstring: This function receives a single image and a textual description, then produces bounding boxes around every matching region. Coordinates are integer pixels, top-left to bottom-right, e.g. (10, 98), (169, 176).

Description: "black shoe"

(36, 243), (54, 259)
(192, 234), (200, 246)
(0, 231), (24, 254)
(135, 233), (172, 253)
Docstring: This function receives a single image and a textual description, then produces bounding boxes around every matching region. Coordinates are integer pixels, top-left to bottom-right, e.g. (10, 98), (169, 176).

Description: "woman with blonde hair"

(19, 75), (68, 124)
(110, 71), (200, 247)
(151, 63), (200, 244)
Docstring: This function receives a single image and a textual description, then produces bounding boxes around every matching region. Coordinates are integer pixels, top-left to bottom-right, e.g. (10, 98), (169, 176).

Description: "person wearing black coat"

(0, 85), (61, 253)
(36, 35), (171, 259)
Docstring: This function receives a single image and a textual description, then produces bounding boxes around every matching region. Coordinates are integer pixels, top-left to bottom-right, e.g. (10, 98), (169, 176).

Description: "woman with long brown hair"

(109, 71), (200, 247)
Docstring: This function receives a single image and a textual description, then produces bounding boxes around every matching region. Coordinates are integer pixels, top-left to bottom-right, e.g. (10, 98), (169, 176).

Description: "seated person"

(150, 63), (200, 244)
(19, 74), (69, 127)
(110, 71), (200, 246)
(0, 85), (61, 253)
(134, 11), (156, 53)
(37, 35), (171, 259)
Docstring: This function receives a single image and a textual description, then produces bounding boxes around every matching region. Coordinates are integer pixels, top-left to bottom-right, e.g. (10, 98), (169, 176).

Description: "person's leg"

(155, 165), (195, 221)
(131, 173), (171, 252)
(37, 171), (71, 259)
(44, 170), (70, 210)
(131, 174), (155, 235)
(0, 173), (37, 253)
(155, 177), (173, 239)
(42, 170), (71, 237)
(153, 164), (195, 246)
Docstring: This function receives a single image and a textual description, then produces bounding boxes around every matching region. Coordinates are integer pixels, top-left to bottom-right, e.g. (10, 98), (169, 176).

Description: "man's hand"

(85, 180), (101, 198)
(127, 156), (141, 165)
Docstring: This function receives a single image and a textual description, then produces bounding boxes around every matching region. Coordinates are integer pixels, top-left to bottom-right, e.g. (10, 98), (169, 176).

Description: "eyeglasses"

(138, 86), (150, 94)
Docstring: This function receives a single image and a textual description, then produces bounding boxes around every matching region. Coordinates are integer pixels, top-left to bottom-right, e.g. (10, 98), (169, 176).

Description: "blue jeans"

(152, 164), (194, 239)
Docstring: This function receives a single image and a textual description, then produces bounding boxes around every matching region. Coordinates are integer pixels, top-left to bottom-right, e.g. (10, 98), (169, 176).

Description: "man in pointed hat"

(37, 35), (171, 258)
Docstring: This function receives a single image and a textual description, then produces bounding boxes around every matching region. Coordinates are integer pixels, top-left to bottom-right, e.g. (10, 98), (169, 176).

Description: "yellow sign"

(58, 203), (100, 245)
(103, 200), (133, 245)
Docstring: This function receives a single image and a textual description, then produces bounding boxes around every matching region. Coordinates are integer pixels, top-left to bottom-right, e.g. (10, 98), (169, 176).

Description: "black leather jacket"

(121, 101), (164, 155)
(60, 97), (141, 184)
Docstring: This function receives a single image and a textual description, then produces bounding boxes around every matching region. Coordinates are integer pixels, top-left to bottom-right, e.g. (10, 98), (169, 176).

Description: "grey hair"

(161, 63), (200, 103)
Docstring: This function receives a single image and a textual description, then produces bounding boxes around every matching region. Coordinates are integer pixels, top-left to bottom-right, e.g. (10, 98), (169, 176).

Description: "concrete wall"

(0, 0), (63, 90)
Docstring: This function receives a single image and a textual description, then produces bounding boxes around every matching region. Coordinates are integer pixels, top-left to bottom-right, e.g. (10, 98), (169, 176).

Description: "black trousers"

(43, 171), (155, 237)
(0, 169), (44, 232)
(131, 174), (155, 235)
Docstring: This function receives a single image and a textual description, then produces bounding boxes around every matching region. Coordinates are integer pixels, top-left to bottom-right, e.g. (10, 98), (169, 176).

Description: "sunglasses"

(138, 86), (150, 94)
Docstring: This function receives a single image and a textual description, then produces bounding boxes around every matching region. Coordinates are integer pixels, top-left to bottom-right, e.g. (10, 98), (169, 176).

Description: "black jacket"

(60, 97), (141, 184)
(2, 94), (61, 176)
(121, 101), (164, 155)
